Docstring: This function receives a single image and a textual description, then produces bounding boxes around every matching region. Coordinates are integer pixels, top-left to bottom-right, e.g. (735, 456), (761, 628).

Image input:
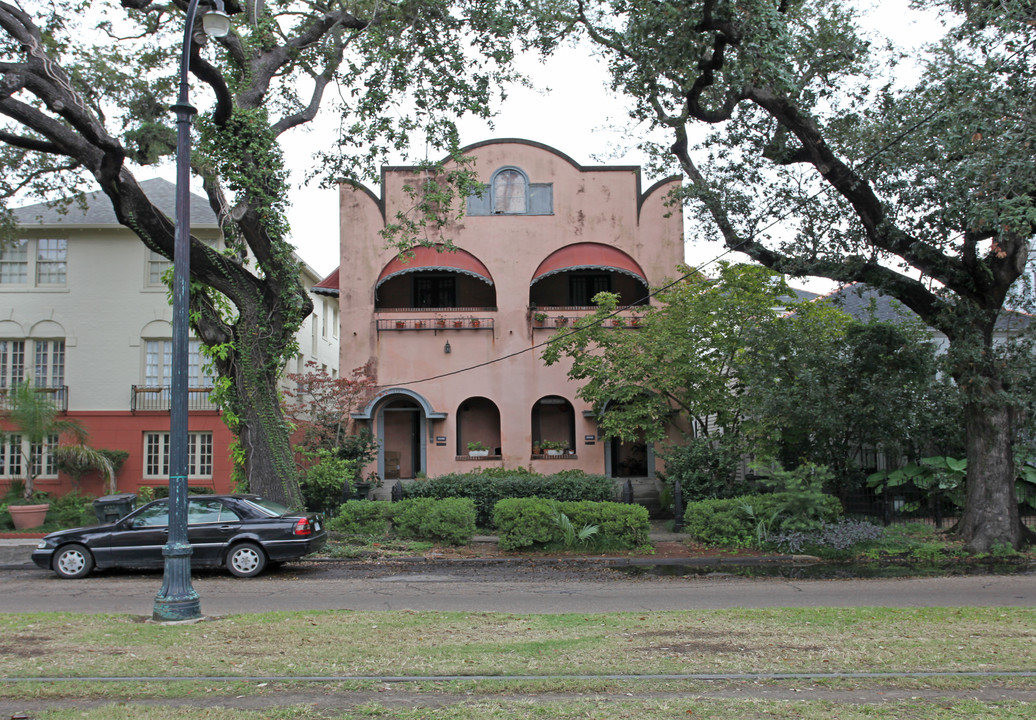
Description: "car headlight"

(37, 540), (51, 549)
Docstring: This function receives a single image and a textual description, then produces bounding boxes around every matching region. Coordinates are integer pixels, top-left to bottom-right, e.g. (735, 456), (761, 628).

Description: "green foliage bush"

(301, 451), (359, 516)
(391, 497), (476, 545)
(659, 438), (747, 500)
(328, 500), (391, 536)
(402, 470), (615, 527)
(49, 491), (96, 528)
(493, 498), (650, 551)
(683, 492), (843, 547)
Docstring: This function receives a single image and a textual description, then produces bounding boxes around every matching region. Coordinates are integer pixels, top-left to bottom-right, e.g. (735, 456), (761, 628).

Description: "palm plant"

(2, 382), (111, 499)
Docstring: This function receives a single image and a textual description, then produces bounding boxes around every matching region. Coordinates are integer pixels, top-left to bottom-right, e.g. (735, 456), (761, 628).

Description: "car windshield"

(242, 497), (293, 517)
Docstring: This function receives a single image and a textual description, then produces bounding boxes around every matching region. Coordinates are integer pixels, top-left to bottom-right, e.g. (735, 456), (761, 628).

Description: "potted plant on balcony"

(470, 318), (481, 328)
(414, 320), (425, 329)
(540, 440), (568, 457)
(435, 317), (447, 328)
(533, 312), (548, 327)
(453, 319), (464, 328)
(395, 320), (406, 329)
(467, 440), (490, 458)
(555, 316), (569, 327)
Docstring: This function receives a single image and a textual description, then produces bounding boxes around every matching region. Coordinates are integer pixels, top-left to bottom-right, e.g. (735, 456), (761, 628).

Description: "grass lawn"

(1, 607), (1033, 718)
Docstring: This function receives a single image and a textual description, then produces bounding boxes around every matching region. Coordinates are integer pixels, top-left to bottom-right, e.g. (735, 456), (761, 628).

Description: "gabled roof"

(12, 178), (219, 227)
(313, 268), (339, 297)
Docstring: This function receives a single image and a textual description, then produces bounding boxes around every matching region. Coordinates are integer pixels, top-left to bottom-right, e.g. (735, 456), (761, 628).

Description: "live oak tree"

(556, 0), (1036, 549)
(0, 1), (526, 507)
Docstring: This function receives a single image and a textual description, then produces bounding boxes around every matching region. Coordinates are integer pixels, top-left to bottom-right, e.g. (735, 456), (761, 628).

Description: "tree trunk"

(209, 299), (306, 511)
(955, 375), (1022, 552)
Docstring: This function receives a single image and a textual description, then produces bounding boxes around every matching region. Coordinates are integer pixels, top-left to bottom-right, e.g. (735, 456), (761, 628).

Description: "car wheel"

(227, 542), (267, 578)
(53, 544), (94, 579)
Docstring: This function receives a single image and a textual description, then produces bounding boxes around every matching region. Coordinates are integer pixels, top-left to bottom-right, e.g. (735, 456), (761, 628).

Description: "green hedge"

(391, 497), (476, 545)
(402, 470), (615, 527)
(328, 500), (391, 536)
(493, 498), (650, 551)
(683, 492), (843, 547)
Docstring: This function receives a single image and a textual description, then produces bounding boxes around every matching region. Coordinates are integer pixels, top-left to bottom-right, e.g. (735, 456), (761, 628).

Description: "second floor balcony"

(131, 386), (219, 412)
(0, 385), (68, 412)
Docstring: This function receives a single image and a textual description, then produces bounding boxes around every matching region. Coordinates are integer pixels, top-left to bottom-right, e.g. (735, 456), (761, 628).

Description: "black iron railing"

(131, 385), (218, 412)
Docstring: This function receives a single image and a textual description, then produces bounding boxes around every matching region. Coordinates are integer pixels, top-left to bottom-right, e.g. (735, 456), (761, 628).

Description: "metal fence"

(840, 485), (1036, 529)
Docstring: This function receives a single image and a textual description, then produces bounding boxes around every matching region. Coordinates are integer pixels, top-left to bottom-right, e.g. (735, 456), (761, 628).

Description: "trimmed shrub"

(391, 497), (476, 545)
(493, 498), (650, 551)
(683, 492), (843, 547)
(403, 470), (614, 527)
(492, 498), (558, 549)
(328, 500), (391, 536)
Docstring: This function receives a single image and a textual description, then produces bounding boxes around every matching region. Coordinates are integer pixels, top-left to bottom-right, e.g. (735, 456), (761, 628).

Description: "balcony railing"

(530, 306), (644, 330)
(131, 386), (219, 412)
(0, 385), (68, 412)
(378, 317), (494, 332)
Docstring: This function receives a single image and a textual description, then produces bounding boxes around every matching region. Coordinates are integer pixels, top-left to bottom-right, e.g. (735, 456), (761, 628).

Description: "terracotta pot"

(9, 503), (49, 530)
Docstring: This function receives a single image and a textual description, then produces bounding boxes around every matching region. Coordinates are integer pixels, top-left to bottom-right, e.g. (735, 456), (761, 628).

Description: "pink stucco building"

(334, 139), (683, 488)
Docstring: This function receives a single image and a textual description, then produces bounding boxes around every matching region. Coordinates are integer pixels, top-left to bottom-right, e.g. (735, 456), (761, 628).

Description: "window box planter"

(468, 449), (489, 457)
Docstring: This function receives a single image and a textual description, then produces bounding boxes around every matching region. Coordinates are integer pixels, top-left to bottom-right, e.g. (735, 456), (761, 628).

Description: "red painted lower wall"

(1, 411), (236, 499)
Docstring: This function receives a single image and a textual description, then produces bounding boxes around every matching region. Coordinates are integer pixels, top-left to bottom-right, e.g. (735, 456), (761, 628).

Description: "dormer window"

(467, 166), (553, 216)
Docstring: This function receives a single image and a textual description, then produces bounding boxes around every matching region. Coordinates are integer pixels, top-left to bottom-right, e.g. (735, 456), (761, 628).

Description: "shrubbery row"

(493, 498), (650, 551)
(683, 492), (843, 547)
(401, 470), (615, 527)
(328, 497), (476, 545)
(330, 496), (648, 551)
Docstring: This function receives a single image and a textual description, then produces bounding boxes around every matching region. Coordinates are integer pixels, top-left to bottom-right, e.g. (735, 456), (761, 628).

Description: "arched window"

(493, 168), (527, 214)
(467, 167), (553, 216)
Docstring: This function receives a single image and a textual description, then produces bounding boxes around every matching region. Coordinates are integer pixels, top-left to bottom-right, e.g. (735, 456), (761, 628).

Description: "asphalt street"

(1, 559), (1033, 615)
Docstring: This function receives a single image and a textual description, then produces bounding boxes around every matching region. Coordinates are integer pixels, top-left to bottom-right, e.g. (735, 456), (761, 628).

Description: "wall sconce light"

(444, 341), (451, 354)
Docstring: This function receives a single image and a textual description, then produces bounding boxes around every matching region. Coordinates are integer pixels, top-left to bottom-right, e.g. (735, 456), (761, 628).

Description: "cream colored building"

(2, 179), (338, 496)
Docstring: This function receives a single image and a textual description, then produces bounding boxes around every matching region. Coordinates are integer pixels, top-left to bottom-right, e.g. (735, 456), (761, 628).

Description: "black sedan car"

(32, 495), (326, 579)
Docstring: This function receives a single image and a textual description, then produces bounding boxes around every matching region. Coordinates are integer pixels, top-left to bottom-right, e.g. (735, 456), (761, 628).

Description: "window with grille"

(0, 239), (28, 284)
(1, 340), (64, 390)
(144, 432), (214, 478)
(144, 339), (214, 387)
(36, 239), (67, 285)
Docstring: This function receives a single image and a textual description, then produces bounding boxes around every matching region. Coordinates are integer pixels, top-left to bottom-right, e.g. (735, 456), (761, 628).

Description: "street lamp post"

(153, 0), (231, 623)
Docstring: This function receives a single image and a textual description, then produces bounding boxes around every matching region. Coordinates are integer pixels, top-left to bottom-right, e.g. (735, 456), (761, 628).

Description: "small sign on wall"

(435, 436), (447, 446)
(584, 435), (596, 445)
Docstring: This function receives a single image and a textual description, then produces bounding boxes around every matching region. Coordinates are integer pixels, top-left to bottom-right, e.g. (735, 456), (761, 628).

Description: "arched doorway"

(353, 389), (445, 481)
